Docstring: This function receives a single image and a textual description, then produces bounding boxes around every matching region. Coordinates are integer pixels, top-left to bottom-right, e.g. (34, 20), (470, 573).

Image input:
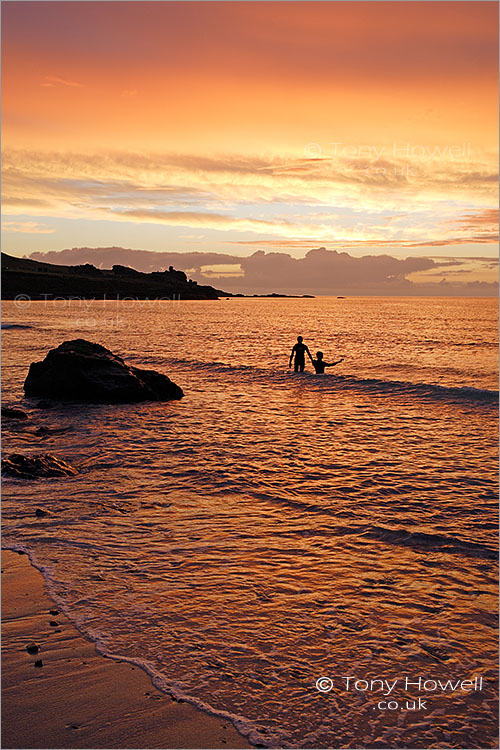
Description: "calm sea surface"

(2, 297), (498, 748)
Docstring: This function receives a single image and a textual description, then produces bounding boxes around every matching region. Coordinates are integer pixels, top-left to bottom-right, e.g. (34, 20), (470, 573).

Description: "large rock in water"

(23, 339), (184, 403)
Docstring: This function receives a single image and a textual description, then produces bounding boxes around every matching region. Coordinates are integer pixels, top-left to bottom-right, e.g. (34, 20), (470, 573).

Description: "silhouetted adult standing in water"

(289, 336), (311, 372)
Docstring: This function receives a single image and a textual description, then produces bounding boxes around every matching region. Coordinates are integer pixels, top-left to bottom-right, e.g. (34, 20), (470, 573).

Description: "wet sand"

(1, 549), (252, 749)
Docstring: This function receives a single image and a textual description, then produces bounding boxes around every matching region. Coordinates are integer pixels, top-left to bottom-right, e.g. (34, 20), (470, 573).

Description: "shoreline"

(1, 549), (252, 750)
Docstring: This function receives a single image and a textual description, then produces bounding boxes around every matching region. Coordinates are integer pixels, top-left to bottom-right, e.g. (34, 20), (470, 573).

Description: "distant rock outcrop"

(112, 264), (141, 277)
(2, 453), (79, 479)
(23, 339), (184, 403)
(1, 252), (228, 300)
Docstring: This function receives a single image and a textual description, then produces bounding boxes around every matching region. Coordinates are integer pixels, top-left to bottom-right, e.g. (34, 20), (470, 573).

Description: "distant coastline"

(1, 253), (226, 301)
(233, 293), (315, 299)
(1, 254), (314, 300)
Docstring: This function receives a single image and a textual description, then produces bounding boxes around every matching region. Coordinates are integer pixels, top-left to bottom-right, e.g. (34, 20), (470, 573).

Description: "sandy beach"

(1, 549), (251, 750)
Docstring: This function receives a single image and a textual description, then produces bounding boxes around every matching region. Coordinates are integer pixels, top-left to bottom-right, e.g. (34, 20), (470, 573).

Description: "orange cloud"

(40, 75), (83, 88)
(1, 220), (55, 234)
(453, 208), (499, 229)
(2, 146), (498, 251)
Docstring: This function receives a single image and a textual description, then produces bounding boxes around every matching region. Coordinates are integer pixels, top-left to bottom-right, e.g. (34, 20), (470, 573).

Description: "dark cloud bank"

(27, 246), (498, 296)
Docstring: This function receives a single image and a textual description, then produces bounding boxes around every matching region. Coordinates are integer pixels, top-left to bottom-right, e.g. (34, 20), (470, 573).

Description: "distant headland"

(1, 253), (227, 300)
(1, 253), (314, 300)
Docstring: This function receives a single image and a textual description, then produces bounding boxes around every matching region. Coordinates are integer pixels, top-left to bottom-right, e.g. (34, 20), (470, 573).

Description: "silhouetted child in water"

(310, 351), (344, 374)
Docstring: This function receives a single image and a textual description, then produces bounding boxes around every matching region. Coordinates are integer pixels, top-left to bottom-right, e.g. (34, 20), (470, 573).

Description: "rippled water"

(2, 297), (498, 748)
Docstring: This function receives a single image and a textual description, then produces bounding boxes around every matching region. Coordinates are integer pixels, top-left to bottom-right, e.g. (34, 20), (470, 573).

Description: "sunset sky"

(2, 1), (498, 291)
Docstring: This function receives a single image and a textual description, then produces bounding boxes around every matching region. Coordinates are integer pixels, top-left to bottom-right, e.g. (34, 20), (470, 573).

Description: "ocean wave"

(324, 374), (498, 404)
(240, 494), (498, 560)
(2, 542), (284, 748)
(128, 354), (498, 405)
(362, 525), (498, 560)
(452, 341), (498, 348)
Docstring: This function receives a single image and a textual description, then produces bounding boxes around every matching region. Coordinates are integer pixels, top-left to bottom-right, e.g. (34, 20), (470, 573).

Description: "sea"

(2, 296), (498, 749)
